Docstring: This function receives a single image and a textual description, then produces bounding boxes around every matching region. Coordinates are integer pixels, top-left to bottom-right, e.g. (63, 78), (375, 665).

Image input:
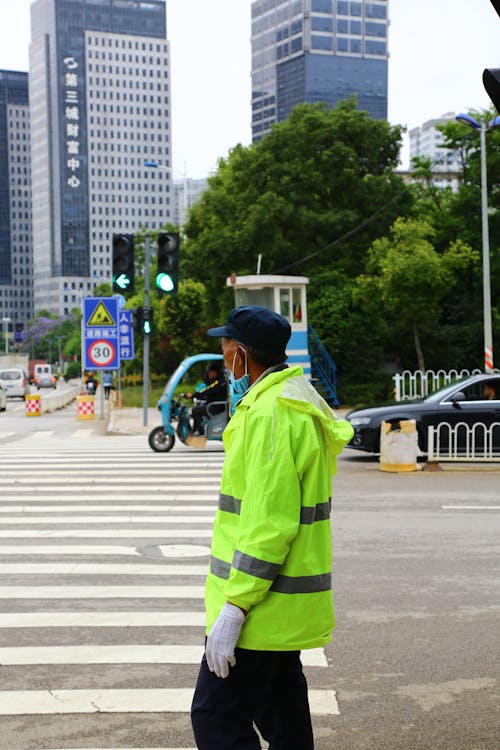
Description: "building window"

(312, 16), (333, 32)
(365, 21), (386, 37)
(366, 3), (387, 19)
(365, 40), (386, 55)
(312, 35), (333, 50)
(311, 0), (332, 10)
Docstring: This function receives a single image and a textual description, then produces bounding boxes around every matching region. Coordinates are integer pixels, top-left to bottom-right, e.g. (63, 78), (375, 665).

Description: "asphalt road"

(0, 401), (498, 750)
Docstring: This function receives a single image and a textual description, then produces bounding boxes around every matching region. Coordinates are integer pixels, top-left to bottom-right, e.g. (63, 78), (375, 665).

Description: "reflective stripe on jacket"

(205, 365), (354, 651)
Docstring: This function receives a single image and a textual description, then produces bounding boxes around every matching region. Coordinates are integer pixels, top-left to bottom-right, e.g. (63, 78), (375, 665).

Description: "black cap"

(207, 305), (291, 356)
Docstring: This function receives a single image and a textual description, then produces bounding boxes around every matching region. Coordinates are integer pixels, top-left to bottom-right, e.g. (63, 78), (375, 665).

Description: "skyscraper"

(251, 0), (389, 141)
(0, 70), (33, 330)
(29, 0), (172, 315)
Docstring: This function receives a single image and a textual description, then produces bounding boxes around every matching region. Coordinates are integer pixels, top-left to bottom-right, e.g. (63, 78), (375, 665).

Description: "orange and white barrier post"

(25, 394), (42, 417)
(76, 395), (95, 420)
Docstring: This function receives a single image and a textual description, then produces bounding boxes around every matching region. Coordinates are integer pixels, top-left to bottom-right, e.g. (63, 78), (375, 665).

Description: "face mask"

(229, 348), (250, 413)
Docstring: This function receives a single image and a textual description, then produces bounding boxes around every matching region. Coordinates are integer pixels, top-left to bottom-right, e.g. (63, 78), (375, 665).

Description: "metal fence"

(427, 421), (500, 462)
(393, 369), (484, 401)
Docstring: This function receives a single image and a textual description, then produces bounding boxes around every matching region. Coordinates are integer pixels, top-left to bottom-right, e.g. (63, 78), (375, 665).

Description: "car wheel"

(148, 426), (175, 453)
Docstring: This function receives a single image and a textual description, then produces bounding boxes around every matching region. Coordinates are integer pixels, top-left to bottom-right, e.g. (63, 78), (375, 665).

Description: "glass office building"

(29, 0), (171, 315)
(251, 0), (389, 141)
(0, 70), (34, 329)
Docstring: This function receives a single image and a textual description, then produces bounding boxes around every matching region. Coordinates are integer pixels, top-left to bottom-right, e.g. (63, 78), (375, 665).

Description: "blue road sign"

(118, 309), (135, 361)
(83, 297), (120, 370)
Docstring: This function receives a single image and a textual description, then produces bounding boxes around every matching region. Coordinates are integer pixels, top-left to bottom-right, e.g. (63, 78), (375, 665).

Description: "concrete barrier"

(38, 384), (80, 414)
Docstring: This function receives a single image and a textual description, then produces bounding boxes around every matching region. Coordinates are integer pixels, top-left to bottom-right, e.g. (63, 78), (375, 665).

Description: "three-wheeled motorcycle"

(148, 353), (228, 453)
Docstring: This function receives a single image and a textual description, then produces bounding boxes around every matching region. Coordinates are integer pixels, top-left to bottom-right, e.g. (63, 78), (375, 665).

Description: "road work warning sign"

(86, 301), (116, 327)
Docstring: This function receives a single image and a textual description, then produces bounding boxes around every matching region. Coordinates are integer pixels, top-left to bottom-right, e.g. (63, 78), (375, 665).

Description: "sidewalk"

(107, 404), (349, 436)
(106, 404), (161, 435)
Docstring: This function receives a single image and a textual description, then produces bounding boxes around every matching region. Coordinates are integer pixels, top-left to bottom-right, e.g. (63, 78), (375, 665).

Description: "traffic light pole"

(480, 120), (494, 372)
(143, 234), (151, 426)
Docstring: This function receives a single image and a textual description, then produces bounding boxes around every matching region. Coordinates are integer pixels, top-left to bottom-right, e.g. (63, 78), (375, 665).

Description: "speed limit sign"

(87, 339), (117, 368)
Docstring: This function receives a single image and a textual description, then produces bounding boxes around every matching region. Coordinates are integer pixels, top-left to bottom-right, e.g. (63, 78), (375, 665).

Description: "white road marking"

(0, 529), (212, 538)
(0, 504), (216, 513)
(31, 431), (55, 437)
(0, 585), (205, 598)
(73, 430), (94, 437)
(0, 468), (222, 476)
(0, 495), (217, 502)
(0, 515), (214, 525)
(0, 645), (326, 667)
(158, 544), (210, 557)
(0, 562), (209, 575)
(0, 544), (211, 557)
(0, 688), (338, 715)
(0, 545), (142, 556)
(0, 488), (219, 500)
(0, 481), (219, 489)
(442, 505), (500, 510)
(0, 432), (15, 438)
(0, 611), (206, 628)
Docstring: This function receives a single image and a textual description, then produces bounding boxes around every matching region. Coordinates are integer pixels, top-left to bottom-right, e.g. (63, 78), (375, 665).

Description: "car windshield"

(0, 371), (21, 381)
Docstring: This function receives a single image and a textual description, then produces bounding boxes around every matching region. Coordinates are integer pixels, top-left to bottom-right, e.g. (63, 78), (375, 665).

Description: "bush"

(337, 373), (394, 410)
(65, 361), (81, 380)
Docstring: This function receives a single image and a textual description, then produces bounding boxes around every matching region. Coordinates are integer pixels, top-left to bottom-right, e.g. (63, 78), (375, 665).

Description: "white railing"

(427, 421), (500, 462)
(393, 369), (484, 401)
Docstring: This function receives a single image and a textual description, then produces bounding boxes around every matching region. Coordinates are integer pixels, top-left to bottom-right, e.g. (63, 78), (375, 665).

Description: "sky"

(0, 0), (499, 178)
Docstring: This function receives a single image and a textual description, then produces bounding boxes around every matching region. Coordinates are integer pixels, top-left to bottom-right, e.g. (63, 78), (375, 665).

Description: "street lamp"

(144, 159), (188, 221)
(1, 317), (12, 355)
(456, 112), (500, 372)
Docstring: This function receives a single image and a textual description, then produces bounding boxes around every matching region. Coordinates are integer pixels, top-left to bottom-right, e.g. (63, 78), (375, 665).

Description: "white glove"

(206, 602), (246, 679)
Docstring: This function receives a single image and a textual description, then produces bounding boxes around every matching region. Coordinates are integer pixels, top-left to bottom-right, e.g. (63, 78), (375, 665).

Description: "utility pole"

(143, 233), (151, 426)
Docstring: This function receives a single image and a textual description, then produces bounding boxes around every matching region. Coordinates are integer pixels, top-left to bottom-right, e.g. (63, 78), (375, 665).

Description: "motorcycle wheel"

(148, 426), (175, 453)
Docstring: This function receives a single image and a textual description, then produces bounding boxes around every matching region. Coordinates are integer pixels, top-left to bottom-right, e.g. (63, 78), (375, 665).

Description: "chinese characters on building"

(63, 56), (81, 190)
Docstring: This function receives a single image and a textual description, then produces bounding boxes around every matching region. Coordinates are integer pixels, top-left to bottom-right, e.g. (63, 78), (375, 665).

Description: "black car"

(346, 374), (500, 453)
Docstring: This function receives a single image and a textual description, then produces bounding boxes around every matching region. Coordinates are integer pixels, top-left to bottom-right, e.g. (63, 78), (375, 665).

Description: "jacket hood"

(241, 366), (354, 460)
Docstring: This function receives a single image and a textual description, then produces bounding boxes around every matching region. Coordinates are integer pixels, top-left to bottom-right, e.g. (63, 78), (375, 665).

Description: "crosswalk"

(0, 438), (339, 749)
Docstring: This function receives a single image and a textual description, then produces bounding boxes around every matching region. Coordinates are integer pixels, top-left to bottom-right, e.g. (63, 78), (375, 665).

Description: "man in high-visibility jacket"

(191, 305), (354, 750)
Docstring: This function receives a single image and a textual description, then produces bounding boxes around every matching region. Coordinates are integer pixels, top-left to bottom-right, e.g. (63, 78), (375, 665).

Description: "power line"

(271, 187), (409, 274)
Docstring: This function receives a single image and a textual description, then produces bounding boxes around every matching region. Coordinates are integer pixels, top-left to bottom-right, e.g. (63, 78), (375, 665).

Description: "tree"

(357, 218), (479, 371)
(183, 100), (412, 311)
(158, 279), (211, 359)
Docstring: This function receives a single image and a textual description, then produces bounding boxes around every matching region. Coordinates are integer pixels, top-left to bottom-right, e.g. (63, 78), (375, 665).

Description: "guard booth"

(227, 275), (311, 377)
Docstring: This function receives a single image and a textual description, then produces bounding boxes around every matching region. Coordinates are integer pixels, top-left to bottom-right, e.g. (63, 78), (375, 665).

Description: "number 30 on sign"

(88, 340), (116, 367)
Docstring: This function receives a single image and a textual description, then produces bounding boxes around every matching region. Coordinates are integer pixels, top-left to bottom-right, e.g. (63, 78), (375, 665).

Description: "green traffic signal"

(142, 306), (153, 335)
(112, 234), (135, 294)
(156, 233), (179, 294)
(155, 272), (175, 293)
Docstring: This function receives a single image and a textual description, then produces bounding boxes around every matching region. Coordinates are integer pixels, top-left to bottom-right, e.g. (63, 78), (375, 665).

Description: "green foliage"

(356, 218), (479, 371)
(184, 100), (412, 308)
(159, 279), (211, 359)
(308, 268), (388, 381)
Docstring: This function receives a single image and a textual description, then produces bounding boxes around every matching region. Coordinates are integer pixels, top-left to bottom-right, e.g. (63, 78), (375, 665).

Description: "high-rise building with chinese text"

(0, 70), (33, 330)
(251, 0), (389, 141)
(29, 0), (172, 314)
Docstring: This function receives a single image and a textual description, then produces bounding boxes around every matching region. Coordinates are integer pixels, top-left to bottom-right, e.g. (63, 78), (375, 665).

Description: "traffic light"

(112, 234), (135, 293)
(483, 1), (500, 110)
(156, 232), (180, 293)
(142, 306), (154, 335)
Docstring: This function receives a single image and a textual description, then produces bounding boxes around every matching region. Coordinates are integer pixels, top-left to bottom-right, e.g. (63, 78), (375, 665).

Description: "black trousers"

(191, 647), (314, 750)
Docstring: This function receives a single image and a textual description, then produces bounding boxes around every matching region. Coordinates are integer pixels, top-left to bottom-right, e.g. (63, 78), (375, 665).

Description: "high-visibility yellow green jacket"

(205, 365), (354, 651)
